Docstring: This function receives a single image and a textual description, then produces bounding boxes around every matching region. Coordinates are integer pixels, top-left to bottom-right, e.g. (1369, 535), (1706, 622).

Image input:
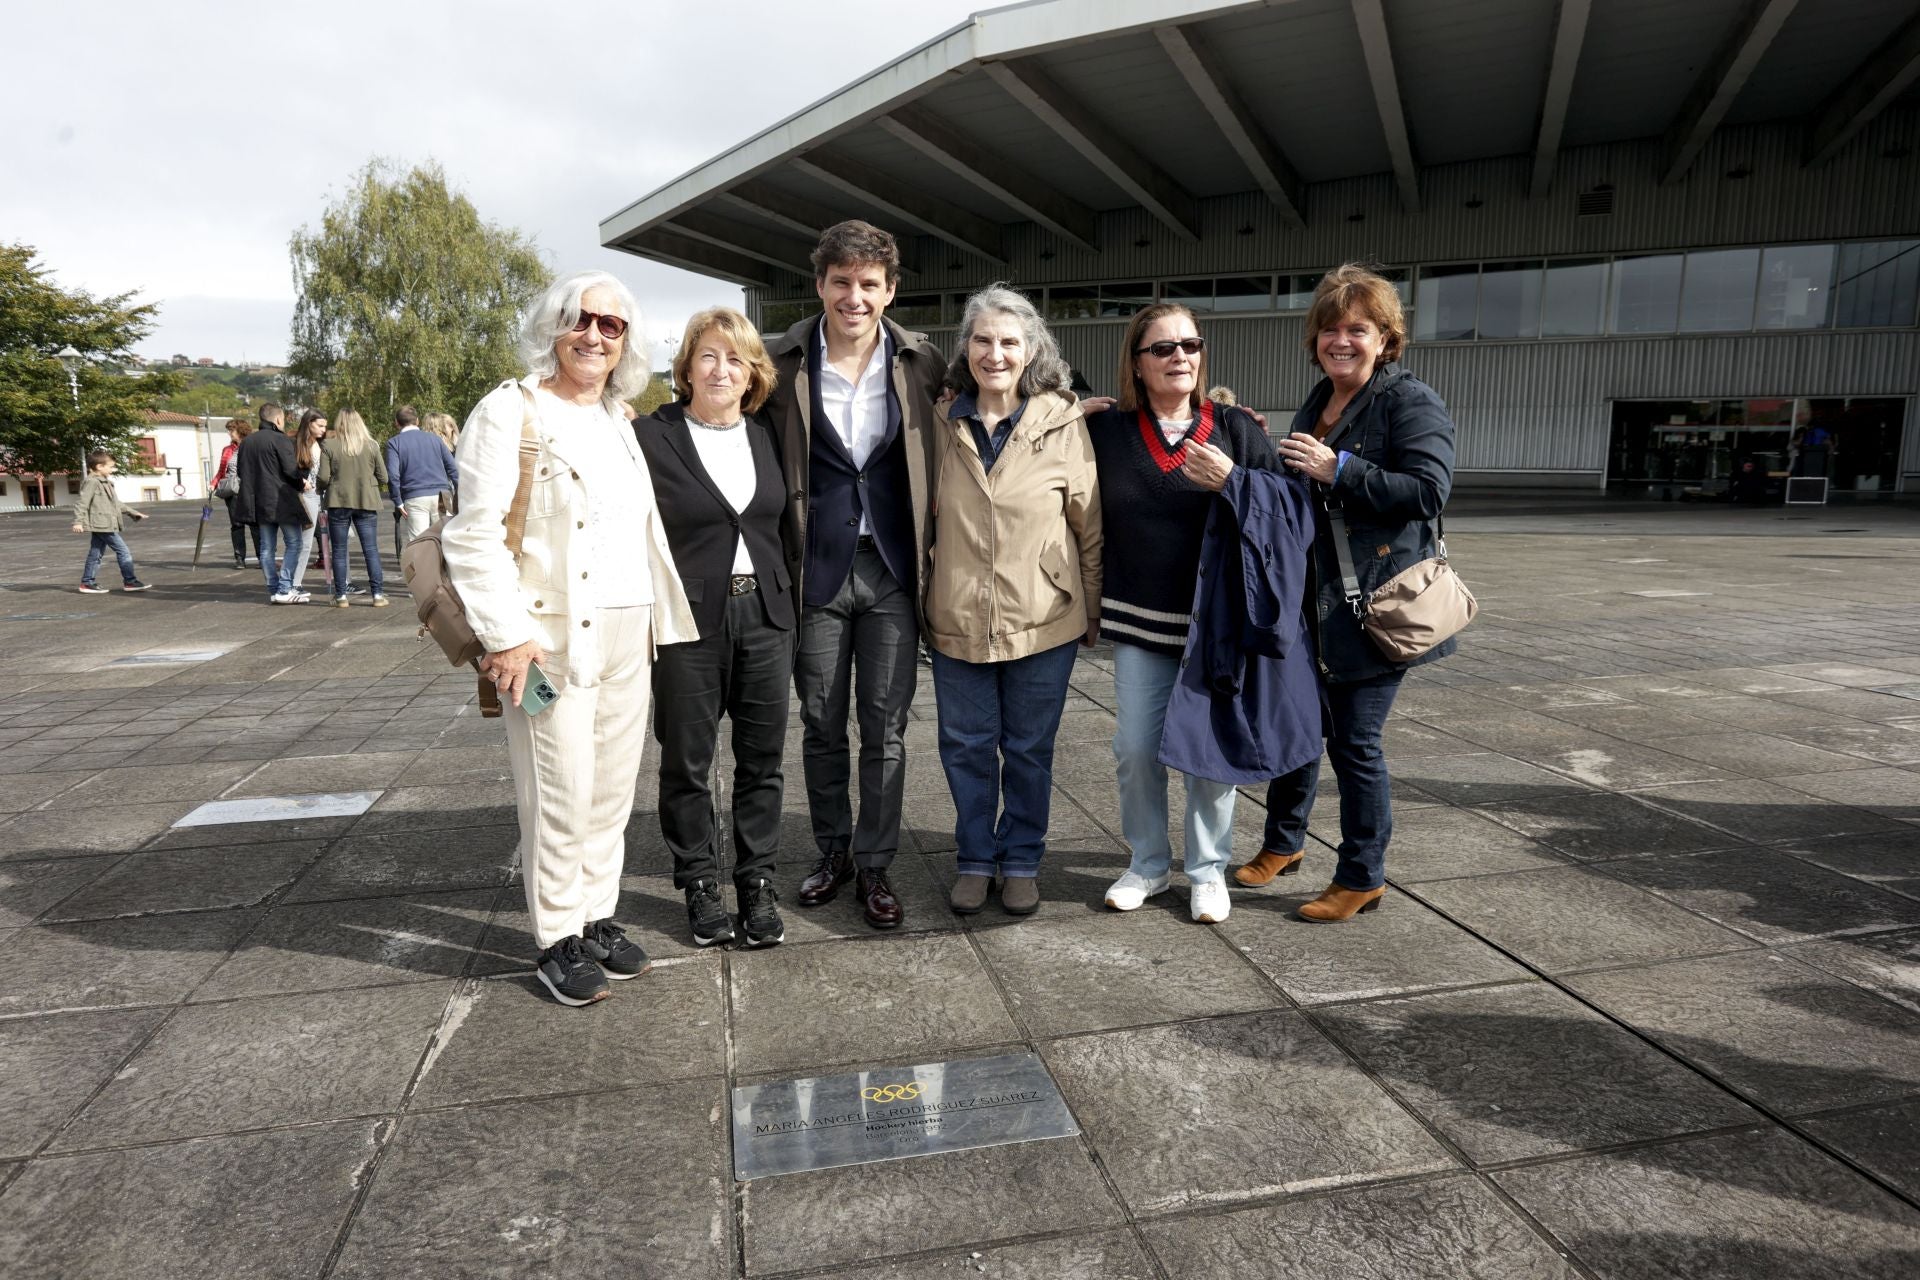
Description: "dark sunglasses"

(1137, 337), (1206, 359)
(570, 310), (629, 340)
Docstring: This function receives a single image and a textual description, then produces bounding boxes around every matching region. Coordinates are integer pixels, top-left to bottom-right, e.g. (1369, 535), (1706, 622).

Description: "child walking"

(72, 449), (150, 594)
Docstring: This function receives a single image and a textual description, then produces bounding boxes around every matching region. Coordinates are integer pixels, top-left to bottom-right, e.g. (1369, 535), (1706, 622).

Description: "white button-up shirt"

(815, 321), (893, 535)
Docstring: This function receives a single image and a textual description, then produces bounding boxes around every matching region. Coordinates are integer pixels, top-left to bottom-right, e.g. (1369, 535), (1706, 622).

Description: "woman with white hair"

(925, 284), (1101, 916)
(442, 270), (697, 1007)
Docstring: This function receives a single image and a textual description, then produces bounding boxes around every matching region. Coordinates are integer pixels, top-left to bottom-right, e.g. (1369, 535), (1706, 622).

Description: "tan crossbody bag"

(401, 383), (541, 718)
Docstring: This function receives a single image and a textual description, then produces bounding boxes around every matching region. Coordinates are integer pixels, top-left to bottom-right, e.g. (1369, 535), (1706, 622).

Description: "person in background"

(764, 220), (944, 931)
(925, 285), (1100, 916)
(1234, 263), (1458, 922)
(72, 449), (149, 593)
(422, 412), (462, 517)
(385, 404), (457, 546)
(441, 269), (697, 1008)
(316, 409), (391, 608)
(638, 307), (798, 950)
(233, 401), (308, 604)
(286, 409), (329, 602)
(1085, 304), (1278, 924)
(212, 418), (252, 569)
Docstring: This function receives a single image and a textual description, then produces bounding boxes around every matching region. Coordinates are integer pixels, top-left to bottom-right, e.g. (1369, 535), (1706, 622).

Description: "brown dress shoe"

(1233, 849), (1305, 887)
(797, 850), (854, 907)
(1297, 883), (1385, 923)
(858, 869), (903, 929)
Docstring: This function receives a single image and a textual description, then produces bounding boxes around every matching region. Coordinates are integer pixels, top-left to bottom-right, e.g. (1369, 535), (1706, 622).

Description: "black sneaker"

(581, 918), (650, 979)
(736, 877), (785, 948)
(122, 580), (150, 592)
(534, 936), (609, 1007)
(686, 878), (736, 947)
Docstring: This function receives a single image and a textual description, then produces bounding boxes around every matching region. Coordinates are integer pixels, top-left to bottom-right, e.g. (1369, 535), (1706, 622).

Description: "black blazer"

(232, 424), (304, 526)
(637, 403), (797, 634)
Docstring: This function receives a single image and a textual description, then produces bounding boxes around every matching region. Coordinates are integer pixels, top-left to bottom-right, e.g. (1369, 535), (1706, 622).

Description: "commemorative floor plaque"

(731, 1050), (1078, 1180)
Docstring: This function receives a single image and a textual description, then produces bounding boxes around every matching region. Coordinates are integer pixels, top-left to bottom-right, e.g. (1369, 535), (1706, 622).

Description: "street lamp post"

(57, 345), (82, 409)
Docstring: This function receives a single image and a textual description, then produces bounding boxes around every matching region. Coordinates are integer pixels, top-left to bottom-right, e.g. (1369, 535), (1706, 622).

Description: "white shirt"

(1157, 415), (1193, 447)
(685, 415), (757, 573)
(534, 388), (653, 609)
(815, 321), (892, 534)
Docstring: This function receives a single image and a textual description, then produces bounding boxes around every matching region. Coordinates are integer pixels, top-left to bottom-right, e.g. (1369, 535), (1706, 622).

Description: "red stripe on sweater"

(1135, 400), (1216, 474)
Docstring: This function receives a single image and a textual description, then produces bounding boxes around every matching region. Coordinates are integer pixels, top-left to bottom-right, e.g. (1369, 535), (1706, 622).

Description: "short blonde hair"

(1115, 303), (1205, 414)
(422, 411), (459, 450)
(671, 307), (778, 415)
(1303, 264), (1407, 367)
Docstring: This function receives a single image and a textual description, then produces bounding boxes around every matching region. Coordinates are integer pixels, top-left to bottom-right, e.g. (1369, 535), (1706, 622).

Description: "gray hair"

(945, 283), (1071, 400)
(519, 270), (649, 407)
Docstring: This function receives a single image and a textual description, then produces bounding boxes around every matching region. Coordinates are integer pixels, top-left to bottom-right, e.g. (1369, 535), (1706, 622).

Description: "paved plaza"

(3, 498), (1920, 1279)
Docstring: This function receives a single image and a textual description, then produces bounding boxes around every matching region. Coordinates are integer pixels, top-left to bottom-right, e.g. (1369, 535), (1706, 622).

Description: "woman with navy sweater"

(1088, 303), (1279, 924)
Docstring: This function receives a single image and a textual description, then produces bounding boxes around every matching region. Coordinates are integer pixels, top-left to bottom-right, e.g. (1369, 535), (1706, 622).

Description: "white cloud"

(2, 0), (983, 371)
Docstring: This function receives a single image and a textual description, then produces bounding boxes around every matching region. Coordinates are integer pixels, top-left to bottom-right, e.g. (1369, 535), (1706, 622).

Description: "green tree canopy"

(288, 160), (550, 428)
(0, 244), (186, 478)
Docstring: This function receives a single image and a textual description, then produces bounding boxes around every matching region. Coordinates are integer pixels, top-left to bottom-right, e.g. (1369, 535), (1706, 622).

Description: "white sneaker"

(269, 592), (297, 605)
(1190, 879), (1231, 924)
(1105, 870), (1171, 911)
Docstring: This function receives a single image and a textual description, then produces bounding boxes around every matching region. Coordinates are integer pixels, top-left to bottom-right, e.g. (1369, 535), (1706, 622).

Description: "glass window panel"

(1046, 286), (1097, 321)
(1745, 398), (1795, 427)
(1213, 276), (1272, 312)
(1834, 240), (1920, 328)
(1280, 273), (1322, 311)
(1542, 259), (1607, 335)
(889, 294), (941, 326)
(1478, 261), (1543, 339)
(1378, 266), (1413, 309)
(759, 300), (813, 334)
(1719, 400), (1748, 427)
(1756, 244), (1833, 330)
(1164, 279), (1213, 312)
(1414, 264), (1478, 341)
(1609, 254), (1683, 334)
(1099, 283), (1153, 317)
(1679, 248), (1759, 333)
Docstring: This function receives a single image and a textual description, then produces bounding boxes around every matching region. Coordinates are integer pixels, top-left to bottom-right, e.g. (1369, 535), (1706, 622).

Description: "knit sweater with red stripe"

(1086, 401), (1278, 656)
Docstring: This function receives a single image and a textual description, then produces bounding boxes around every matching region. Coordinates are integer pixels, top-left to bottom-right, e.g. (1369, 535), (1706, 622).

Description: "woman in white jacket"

(443, 270), (697, 1007)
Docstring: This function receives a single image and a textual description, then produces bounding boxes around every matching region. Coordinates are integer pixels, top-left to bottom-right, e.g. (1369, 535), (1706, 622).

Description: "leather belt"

(729, 574), (759, 596)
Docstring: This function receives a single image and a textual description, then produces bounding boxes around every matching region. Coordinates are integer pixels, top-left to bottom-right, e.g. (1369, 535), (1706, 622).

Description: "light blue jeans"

(252, 522), (304, 596)
(1111, 643), (1238, 885)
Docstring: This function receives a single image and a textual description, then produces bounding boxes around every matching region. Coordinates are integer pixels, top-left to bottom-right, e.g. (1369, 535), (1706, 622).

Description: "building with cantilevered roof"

(602, 0), (1920, 495)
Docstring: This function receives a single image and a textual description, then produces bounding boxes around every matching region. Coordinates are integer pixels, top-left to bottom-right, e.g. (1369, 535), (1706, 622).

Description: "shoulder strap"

(1324, 500), (1448, 616)
(502, 383), (540, 560)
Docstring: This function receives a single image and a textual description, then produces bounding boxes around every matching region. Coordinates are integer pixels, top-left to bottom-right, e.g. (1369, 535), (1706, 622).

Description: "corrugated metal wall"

(748, 112), (1920, 484)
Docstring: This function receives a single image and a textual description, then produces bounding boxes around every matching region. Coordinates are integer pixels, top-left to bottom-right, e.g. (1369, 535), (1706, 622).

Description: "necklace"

(686, 409), (744, 432)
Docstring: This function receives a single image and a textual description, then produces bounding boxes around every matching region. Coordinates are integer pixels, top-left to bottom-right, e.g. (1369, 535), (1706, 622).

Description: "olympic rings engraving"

(861, 1083), (923, 1103)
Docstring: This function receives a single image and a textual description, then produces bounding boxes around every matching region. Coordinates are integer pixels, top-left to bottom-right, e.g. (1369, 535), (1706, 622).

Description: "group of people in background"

(437, 218), (1458, 1009)
(209, 402), (461, 605)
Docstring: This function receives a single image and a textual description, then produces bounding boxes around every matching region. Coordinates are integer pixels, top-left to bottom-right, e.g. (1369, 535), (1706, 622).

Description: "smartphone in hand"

(521, 660), (561, 716)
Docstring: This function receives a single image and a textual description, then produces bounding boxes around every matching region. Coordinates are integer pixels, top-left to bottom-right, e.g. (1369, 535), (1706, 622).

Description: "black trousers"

(223, 496), (246, 559)
(653, 587), (794, 890)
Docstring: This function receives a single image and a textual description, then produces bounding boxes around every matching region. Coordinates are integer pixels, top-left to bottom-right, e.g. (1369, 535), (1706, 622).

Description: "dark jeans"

(929, 640), (1078, 878)
(81, 532), (137, 586)
(328, 510), (384, 597)
(223, 496), (246, 559)
(1264, 670), (1405, 891)
(794, 545), (917, 870)
(653, 589), (793, 890)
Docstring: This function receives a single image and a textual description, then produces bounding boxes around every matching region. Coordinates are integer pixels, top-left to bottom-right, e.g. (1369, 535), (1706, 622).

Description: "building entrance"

(1607, 397), (1904, 498)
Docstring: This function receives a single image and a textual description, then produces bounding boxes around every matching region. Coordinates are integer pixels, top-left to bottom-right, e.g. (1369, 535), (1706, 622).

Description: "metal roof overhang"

(600, 0), (1920, 287)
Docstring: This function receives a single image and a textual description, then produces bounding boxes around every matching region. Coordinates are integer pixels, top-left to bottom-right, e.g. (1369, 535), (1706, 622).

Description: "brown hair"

(671, 307), (779, 415)
(1302, 263), (1407, 367)
(295, 409), (326, 471)
(230, 418), (256, 440)
(87, 448), (113, 470)
(394, 404), (418, 427)
(1115, 303), (1205, 414)
(811, 220), (901, 285)
(258, 402), (284, 427)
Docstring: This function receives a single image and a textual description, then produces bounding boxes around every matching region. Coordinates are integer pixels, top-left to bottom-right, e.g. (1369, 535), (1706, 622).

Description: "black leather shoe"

(797, 850), (854, 907)
(858, 869), (903, 929)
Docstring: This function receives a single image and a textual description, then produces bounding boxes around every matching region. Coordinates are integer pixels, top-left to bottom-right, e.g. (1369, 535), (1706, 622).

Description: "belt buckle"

(729, 574), (758, 596)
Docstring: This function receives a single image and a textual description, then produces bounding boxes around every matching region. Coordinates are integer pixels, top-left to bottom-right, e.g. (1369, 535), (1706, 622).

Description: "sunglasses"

(1137, 337), (1206, 359)
(570, 310), (629, 340)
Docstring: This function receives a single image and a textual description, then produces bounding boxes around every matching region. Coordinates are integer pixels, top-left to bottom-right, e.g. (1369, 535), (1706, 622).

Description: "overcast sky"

(3, 0), (986, 369)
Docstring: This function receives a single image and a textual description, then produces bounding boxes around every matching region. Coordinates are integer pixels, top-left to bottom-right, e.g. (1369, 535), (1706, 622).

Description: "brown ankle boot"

(1232, 849), (1304, 887)
(1297, 884), (1385, 922)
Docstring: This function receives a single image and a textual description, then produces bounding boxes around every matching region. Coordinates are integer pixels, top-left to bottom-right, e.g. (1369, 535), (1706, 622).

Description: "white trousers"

(504, 605), (653, 949)
(401, 495), (442, 544)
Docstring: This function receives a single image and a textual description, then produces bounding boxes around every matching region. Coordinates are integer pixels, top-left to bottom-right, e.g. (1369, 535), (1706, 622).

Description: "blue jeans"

(251, 522), (305, 596)
(82, 532), (137, 586)
(328, 509), (384, 597)
(1264, 670), (1405, 891)
(1111, 643), (1239, 885)
(930, 640), (1079, 878)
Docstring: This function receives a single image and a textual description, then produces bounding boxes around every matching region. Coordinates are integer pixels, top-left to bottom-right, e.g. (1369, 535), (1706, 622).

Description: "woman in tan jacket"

(925, 284), (1101, 916)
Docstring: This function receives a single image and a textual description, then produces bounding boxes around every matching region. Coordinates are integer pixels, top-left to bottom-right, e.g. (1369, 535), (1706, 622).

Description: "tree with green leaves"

(288, 160), (550, 427)
(0, 243), (186, 484)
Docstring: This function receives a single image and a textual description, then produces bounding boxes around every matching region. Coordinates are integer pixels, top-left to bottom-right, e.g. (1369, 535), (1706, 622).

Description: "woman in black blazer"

(637, 307), (799, 950)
